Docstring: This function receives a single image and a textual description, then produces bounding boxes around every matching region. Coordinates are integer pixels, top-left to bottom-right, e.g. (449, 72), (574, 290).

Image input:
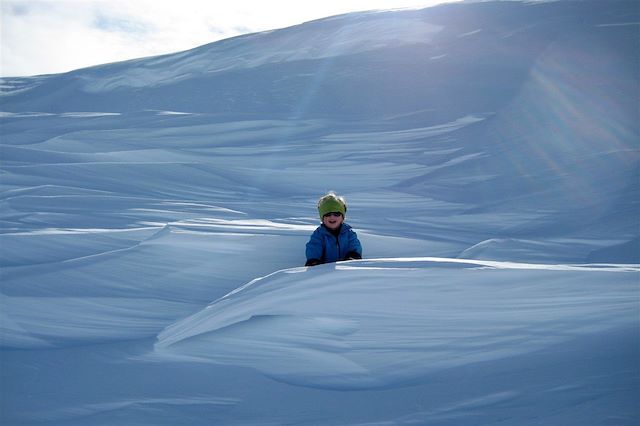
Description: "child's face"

(322, 212), (344, 230)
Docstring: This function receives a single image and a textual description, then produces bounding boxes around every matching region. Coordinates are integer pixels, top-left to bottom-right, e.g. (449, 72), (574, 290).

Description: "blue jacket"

(305, 223), (362, 265)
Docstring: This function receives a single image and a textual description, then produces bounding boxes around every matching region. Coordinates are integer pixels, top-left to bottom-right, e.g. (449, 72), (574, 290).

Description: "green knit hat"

(317, 192), (347, 220)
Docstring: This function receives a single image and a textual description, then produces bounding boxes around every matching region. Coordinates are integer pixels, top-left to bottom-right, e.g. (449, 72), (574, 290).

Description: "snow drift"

(155, 258), (638, 391)
(1, 0), (639, 424)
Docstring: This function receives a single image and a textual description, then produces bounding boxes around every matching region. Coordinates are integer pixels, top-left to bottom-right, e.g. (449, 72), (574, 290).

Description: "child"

(305, 192), (362, 266)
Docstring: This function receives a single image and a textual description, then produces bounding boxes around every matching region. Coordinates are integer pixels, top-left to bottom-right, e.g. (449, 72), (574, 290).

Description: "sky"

(0, 0), (459, 78)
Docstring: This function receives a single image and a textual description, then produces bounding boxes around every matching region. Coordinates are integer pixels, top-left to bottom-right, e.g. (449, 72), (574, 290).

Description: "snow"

(155, 258), (637, 390)
(76, 15), (443, 94)
(1, 1), (639, 425)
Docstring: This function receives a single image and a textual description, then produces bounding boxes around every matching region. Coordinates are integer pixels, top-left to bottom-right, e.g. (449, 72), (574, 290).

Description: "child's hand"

(346, 251), (362, 261)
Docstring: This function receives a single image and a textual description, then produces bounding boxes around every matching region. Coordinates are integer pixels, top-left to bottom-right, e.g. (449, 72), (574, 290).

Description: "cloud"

(0, 0), (452, 77)
(92, 12), (150, 34)
(1, 1), (152, 76)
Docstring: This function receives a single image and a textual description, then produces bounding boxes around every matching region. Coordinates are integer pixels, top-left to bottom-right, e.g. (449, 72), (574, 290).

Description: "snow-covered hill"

(1, 0), (638, 424)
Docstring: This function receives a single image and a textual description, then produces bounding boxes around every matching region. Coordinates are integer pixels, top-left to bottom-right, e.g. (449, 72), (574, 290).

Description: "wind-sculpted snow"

(155, 258), (638, 390)
(1, 1), (639, 424)
(2, 109), (635, 263)
(0, 219), (440, 350)
(0, 223), (306, 349)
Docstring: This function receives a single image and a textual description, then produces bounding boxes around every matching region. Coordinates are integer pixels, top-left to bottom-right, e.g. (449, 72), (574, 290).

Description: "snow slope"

(1, 0), (639, 424)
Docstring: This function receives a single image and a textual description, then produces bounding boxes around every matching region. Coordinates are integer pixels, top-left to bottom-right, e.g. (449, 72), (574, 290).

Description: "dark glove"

(305, 258), (322, 266)
(345, 251), (362, 260)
